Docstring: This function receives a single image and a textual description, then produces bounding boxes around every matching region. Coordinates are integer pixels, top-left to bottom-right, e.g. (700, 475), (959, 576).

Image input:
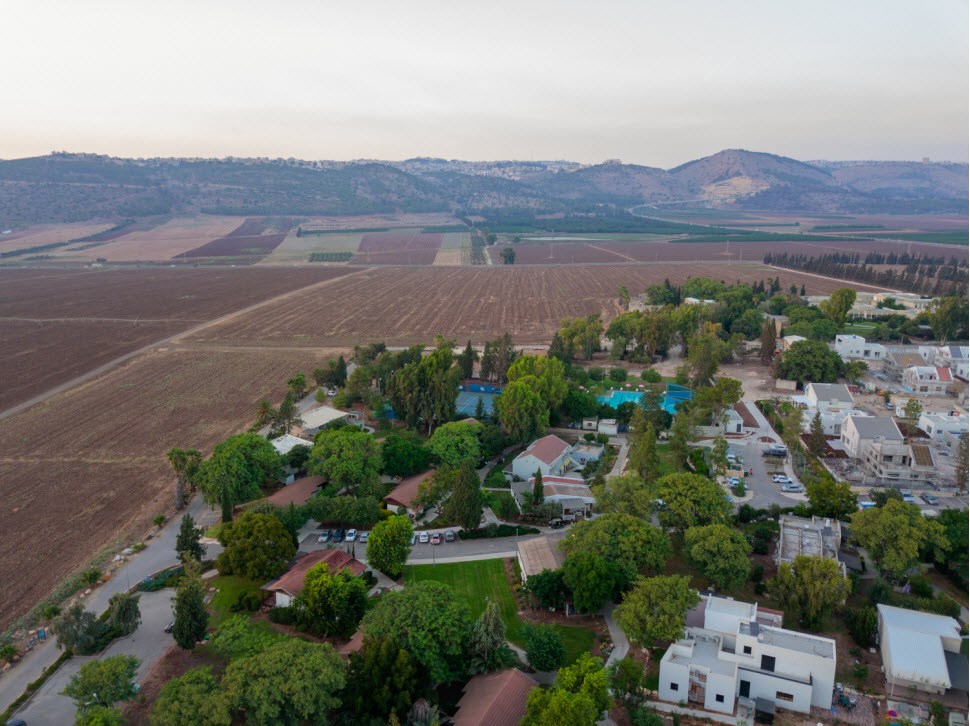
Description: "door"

(739, 680), (751, 699)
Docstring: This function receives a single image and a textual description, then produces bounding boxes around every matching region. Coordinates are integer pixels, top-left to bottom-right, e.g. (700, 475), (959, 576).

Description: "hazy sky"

(2, 0), (967, 166)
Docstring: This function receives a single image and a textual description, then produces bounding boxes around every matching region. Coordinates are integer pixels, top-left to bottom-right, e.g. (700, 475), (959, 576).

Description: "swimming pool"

(596, 385), (693, 415)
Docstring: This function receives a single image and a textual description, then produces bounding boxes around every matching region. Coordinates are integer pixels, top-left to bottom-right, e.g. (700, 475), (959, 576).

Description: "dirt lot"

(0, 267), (358, 411)
(0, 346), (339, 630)
(182, 263), (886, 349)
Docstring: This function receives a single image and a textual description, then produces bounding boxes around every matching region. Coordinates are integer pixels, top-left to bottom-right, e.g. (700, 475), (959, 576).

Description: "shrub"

(846, 606), (877, 647)
(731, 482), (746, 497)
(268, 607), (296, 625)
(229, 592), (261, 613)
(737, 504), (759, 523)
(460, 524), (540, 540)
(908, 576), (933, 599)
(749, 564), (765, 583)
(852, 663), (869, 683)
(583, 433), (595, 442)
(596, 433), (610, 445)
(641, 369), (663, 383)
(631, 706), (665, 726)
(0, 643), (16, 662)
(81, 569), (102, 586)
(588, 367), (605, 382)
(609, 367), (627, 382)
(153, 514), (167, 528)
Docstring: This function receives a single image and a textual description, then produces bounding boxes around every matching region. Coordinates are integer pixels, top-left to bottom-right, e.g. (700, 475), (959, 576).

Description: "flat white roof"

(270, 434), (311, 456)
(878, 604), (961, 688)
(301, 405), (349, 430)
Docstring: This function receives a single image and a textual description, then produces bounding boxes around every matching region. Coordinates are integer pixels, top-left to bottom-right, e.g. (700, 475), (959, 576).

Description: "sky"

(1, 0), (967, 167)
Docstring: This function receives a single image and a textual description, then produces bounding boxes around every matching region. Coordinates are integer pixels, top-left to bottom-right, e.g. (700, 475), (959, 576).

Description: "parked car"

(332, 528), (345, 542)
(444, 530), (456, 542)
(921, 493), (939, 506)
(782, 483), (804, 493)
(359, 531), (369, 543)
(727, 477), (742, 486)
(345, 529), (358, 542)
(418, 531), (430, 544)
(430, 532), (442, 545)
(772, 475), (793, 484)
(164, 621), (174, 633)
(884, 403), (894, 410)
(763, 448), (786, 458)
(317, 529), (332, 543)
(549, 518), (565, 529)
(410, 533), (417, 546)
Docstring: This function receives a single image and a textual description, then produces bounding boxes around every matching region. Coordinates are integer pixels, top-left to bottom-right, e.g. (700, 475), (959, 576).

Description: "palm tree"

(167, 448), (203, 510)
(253, 399), (277, 430)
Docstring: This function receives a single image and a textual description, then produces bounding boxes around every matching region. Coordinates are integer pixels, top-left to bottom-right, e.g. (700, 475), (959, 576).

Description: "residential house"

(799, 383), (857, 436)
(922, 345), (970, 381)
(384, 470), (433, 517)
(266, 475), (324, 508)
(581, 417), (598, 431)
(834, 334), (887, 361)
(263, 549), (366, 607)
(840, 415), (935, 485)
(526, 475), (595, 519)
(775, 516), (846, 577)
(270, 433), (313, 483)
(511, 435), (572, 480)
(780, 335), (807, 351)
(300, 405), (353, 436)
(918, 412), (969, 442)
(885, 351), (928, 381)
(453, 669), (536, 726)
(516, 534), (566, 582)
(877, 604), (966, 696)
(902, 366), (953, 397)
(658, 595), (835, 716)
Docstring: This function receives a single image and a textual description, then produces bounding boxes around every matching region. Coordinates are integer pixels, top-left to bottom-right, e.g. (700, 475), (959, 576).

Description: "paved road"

(0, 496), (221, 715)
(16, 590), (176, 724)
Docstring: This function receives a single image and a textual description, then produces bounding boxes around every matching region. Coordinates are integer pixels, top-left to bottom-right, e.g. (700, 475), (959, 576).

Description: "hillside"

(0, 150), (965, 226)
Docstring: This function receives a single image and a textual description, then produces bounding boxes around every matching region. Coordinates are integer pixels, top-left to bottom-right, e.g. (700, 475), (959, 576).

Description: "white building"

(598, 419), (619, 436)
(918, 412), (970, 441)
(526, 475), (594, 519)
(269, 433), (312, 457)
(300, 405), (353, 436)
(834, 334), (887, 361)
(568, 442), (603, 468)
(924, 345), (970, 381)
(511, 435), (571, 480)
(780, 335), (807, 351)
(798, 383), (859, 436)
(902, 366), (954, 397)
(658, 596), (836, 716)
(775, 516), (845, 576)
(878, 604), (964, 696)
(840, 415), (935, 484)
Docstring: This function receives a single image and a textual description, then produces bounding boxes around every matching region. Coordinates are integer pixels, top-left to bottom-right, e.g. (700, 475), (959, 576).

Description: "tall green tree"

(456, 340), (479, 379)
(522, 624), (567, 671)
(532, 468), (544, 506)
(307, 426), (382, 497)
(198, 433), (282, 522)
(667, 410), (695, 468)
(380, 433), (430, 478)
(501, 247), (516, 264)
(507, 354), (569, 409)
(468, 599), (516, 674)
(904, 397), (923, 431)
(342, 637), (422, 724)
(524, 569), (570, 610)
(167, 447), (203, 511)
(150, 667), (231, 726)
(614, 575), (699, 647)
(807, 411), (826, 456)
(710, 435), (730, 479)
(927, 295), (968, 343)
(296, 563), (369, 638)
(684, 524), (751, 589)
(175, 513), (206, 563)
(684, 323), (734, 387)
(819, 288), (857, 327)
(366, 515), (413, 578)
(286, 372), (307, 397)
(806, 478), (857, 519)
(363, 580), (474, 684)
(618, 286), (631, 309)
(522, 687), (597, 726)
(496, 379), (549, 442)
(559, 513), (670, 591)
(592, 471), (655, 520)
(776, 340), (843, 384)
(173, 562), (208, 650)
(216, 512), (296, 581)
(62, 655), (140, 718)
(957, 434), (968, 491)
(253, 400), (277, 430)
(562, 551), (619, 613)
(106, 592), (141, 636)
(646, 472), (733, 533)
(768, 555), (851, 629)
(443, 462), (484, 530)
(222, 639), (346, 726)
(428, 420), (482, 467)
(54, 604), (106, 655)
(386, 346), (461, 434)
(851, 499), (946, 578)
(628, 414), (659, 483)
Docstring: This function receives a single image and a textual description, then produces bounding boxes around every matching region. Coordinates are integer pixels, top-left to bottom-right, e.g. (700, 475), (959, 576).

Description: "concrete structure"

(834, 334), (887, 361)
(658, 596), (836, 717)
(877, 604), (964, 696)
(918, 412), (970, 441)
(581, 417), (598, 431)
(527, 476), (594, 518)
(454, 669), (536, 726)
(775, 515), (846, 576)
(300, 405), (352, 435)
(516, 534), (566, 581)
(872, 292), (935, 313)
(263, 550), (366, 607)
(840, 415), (935, 485)
(568, 441), (603, 467)
(384, 470), (432, 516)
(840, 415), (903, 458)
(885, 351), (929, 381)
(598, 418), (619, 436)
(903, 366), (954, 397)
(920, 345), (970, 381)
(511, 435), (571, 480)
(781, 335), (807, 351)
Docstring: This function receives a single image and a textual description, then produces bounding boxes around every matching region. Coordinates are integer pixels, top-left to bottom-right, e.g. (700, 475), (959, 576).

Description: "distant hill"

(0, 150), (965, 226)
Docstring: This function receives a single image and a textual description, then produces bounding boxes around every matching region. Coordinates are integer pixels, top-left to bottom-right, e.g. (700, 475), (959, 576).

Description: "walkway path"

(602, 603), (628, 667)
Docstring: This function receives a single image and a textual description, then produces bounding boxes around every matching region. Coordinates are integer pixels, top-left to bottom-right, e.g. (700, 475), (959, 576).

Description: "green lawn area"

(655, 443), (681, 476)
(841, 322), (878, 335)
(209, 575), (264, 626)
(403, 559), (595, 664)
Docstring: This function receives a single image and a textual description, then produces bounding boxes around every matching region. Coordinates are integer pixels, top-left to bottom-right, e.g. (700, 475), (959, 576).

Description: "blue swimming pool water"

(596, 386), (692, 415)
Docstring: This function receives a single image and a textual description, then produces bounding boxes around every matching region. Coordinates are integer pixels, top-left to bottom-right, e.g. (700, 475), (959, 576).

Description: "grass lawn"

(209, 575), (264, 626)
(403, 559), (595, 664)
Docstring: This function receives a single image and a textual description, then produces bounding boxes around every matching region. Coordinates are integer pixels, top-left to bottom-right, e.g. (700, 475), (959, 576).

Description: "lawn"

(208, 575), (264, 626)
(403, 559), (595, 664)
(655, 443), (682, 476)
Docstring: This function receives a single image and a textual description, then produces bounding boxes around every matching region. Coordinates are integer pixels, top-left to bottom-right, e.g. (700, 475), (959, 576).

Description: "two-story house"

(799, 382), (857, 436)
(841, 415), (935, 485)
(920, 345), (969, 381)
(918, 411), (969, 442)
(902, 366), (953, 397)
(511, 434), (572, 480)
(658, 595), (836, 717)
(834, 334), (887, 361)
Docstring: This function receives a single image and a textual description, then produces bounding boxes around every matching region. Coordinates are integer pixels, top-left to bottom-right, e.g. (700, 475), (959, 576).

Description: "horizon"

(1, 0), (967, 165)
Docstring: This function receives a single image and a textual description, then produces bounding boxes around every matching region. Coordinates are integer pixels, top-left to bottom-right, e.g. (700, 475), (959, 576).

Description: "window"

(739, 680), (750, 698)
(761, 654), (776, 672)
(670, 682), (679, 692)
(742, 645), (752, 655)
(715, 695), (725, 703)
(776, 691), (794, 703)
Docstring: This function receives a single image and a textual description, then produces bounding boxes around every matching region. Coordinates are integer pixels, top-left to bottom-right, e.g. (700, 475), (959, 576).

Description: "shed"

(453, 669), (536, 726)
(516, 535), (566, 581)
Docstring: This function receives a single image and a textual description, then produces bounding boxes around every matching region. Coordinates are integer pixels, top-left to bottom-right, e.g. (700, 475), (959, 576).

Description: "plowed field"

(0, 346), (337, 629)
(184, 263), (880, 348)
(351, 231), (442, 265)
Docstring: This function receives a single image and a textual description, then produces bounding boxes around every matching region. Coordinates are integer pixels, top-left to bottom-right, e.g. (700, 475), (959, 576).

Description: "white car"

(772, 474), (792, 484)
(782, 483), (804, 493)
(345, 529), (357, 542)
(418, 531), (430, 544)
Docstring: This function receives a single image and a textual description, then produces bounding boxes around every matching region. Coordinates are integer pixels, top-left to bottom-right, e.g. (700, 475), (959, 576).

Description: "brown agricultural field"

(0, 266), (359, 411)
(0, 346), (339, 630)
(351, 231), (443, 265)
(299, 212), (461, 230)
(0, 222), (117, 253)
(183, 263), (883, 349)
(60, 215), (246, 261)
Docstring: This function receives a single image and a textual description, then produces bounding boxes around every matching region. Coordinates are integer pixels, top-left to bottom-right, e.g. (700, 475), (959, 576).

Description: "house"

(799, 383), (858, 436)
(780, 335), (806, 351)
(598, 419), (618, 436)
(266, 475), (324, 508)
(885, 351), (928, 381)
(877, 604), (966, 696)
(834, 334), (887, 361)
(263, 550), (367, 607)
(527, 476), (595, 519)
(300, 405), (352, 436)
(453, 669), (536, 726)
(775, 516), (845, 576)
(270, 433), (312, 457)
(903, 366), (953, 397)
(384, 470), (433, 517)
(511, 435), (572, 480)
(516, 534), (566, 581)
(918, 412), (969, 441)
(658, 595), (835, 716)
(722, 407), (744, 434)
(920, 345), (970, 381)
(841, 415), (935, 484)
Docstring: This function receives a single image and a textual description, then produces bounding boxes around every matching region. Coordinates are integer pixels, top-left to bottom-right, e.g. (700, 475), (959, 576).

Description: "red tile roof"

(454, 669), (536, 726)
(263, 549), (366, 597)
(937, 367), (953, 382)
(517, 435), (570, 465)
(385, 470), (433, 510)
(265, 476), (324, 507)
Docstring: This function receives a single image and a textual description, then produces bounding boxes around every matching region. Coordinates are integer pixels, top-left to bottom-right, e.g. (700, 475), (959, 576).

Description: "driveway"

(15, 590), (176, 724)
